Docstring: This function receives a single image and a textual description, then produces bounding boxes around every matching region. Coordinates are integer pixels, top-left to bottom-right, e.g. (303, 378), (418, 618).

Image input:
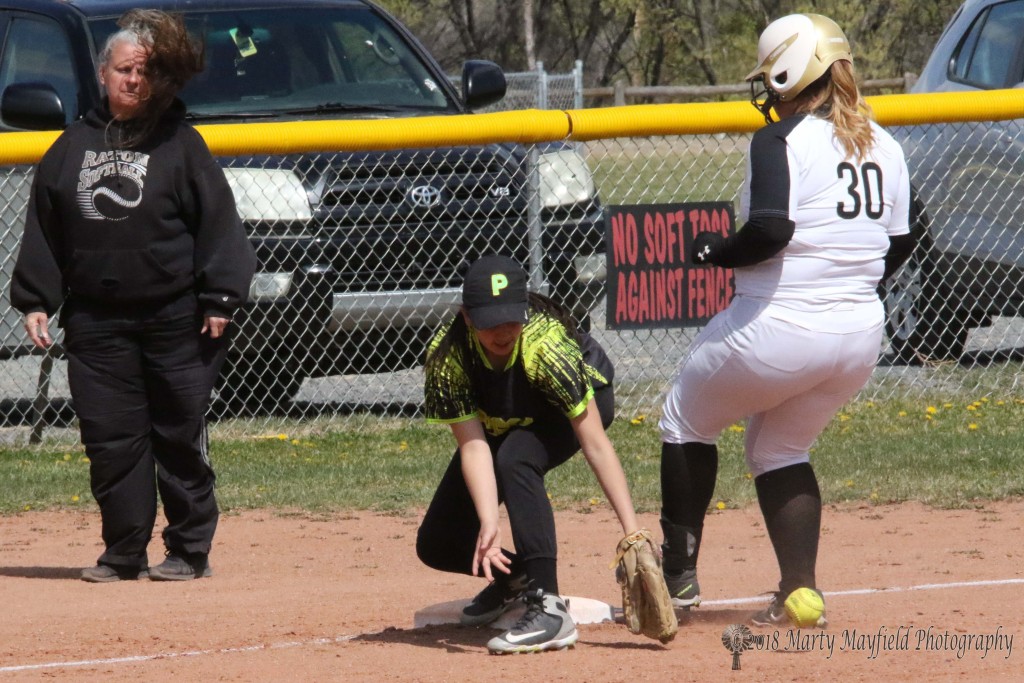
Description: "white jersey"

(737, 114), (910, 332)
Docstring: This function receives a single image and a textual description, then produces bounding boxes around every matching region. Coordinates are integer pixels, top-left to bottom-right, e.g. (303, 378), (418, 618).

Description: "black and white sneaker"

(486, 589), (578, 654)
(460, 573), (529, 626)
(664, 569), (701, 609)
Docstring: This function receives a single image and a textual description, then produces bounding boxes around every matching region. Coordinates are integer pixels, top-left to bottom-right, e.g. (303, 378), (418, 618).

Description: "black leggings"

(416, 385), (614, 582)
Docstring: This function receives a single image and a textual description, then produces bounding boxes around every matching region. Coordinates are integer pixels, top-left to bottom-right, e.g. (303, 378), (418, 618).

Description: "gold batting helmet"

(746, 13), (851, 121)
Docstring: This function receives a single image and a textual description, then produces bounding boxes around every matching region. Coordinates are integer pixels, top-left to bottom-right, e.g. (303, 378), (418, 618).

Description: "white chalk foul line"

(3, 577), (1022, 673)
(701, 577), (1024, 607)
(0, 635), (359, 673)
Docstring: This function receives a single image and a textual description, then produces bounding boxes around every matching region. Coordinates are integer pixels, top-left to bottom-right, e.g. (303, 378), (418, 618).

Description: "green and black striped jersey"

(424, 311), (614, 436)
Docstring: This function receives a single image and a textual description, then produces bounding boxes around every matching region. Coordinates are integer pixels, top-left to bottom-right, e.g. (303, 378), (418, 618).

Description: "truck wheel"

(215, 354), (305, 416)
(883, 244), (969, 364)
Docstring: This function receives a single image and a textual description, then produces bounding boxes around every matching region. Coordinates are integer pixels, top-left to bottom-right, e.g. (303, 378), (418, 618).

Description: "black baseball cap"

(462, 255), (529, 329)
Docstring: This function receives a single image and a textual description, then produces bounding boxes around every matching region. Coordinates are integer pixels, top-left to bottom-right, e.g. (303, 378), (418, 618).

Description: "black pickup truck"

(0, 0), (606, 412)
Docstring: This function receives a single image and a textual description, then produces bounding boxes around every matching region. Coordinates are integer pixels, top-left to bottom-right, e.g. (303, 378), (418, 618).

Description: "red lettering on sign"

(612, 213), (639, 266)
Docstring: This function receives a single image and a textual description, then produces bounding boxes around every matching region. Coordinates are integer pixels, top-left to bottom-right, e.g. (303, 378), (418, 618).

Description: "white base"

(414, 596), (617, 630)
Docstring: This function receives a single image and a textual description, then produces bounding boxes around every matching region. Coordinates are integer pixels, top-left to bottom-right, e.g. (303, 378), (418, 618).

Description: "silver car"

(885, 0), (1024, 362)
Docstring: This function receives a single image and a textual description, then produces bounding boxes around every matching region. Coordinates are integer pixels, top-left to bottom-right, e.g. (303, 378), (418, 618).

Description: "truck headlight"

(223, 168), (313, 222)
(249, 272), (293, 301)
(573, 254), (606, 284)
(537, 149), (595, 208)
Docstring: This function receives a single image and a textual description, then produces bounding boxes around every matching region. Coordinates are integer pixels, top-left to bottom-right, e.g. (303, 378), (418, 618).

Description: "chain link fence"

(3, 95), (1024, 442)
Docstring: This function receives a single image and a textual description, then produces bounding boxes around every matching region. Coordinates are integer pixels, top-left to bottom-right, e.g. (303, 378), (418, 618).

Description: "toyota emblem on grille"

(408, 185), (442, 207)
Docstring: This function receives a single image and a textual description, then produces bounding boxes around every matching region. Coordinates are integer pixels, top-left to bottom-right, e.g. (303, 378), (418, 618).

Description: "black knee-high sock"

(754, 462), (821, 597)
(660, 441), (718, 574)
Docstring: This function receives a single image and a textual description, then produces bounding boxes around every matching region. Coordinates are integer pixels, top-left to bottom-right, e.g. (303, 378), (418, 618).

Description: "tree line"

(377, 0), (964, 93)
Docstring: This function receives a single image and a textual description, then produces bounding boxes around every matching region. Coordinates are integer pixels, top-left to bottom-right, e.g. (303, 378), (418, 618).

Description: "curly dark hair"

(99, 9), (205, 146)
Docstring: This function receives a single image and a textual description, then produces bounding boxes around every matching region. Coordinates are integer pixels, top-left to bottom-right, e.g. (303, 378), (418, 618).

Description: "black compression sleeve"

(882, 232), (918, 281)
(704, 216), (795, 268)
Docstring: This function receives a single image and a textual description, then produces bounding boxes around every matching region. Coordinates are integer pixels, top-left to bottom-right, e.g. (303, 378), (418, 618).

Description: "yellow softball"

(783, 588), (825, 628)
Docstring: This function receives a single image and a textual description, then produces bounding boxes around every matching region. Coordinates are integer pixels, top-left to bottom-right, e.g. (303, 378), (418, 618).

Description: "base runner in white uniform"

(657, 13), (918, 628)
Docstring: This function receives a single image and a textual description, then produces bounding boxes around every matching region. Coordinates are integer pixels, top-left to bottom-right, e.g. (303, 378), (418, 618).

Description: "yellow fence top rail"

(1, 90), (1023, 165)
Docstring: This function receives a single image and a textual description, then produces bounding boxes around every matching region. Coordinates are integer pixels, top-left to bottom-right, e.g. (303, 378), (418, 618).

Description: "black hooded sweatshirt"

(10, 99), (256, 320)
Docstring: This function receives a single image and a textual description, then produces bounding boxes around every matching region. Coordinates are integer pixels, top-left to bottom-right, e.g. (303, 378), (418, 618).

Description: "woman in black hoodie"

(10, 9), (256, 583)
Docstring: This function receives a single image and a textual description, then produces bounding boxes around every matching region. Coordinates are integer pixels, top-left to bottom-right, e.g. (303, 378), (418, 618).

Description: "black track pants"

(416, 386), (614, 578)
(65, 311), (229, 568)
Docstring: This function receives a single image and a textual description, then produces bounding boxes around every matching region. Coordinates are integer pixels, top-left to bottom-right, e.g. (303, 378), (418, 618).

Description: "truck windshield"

(88, 7), (456, 116)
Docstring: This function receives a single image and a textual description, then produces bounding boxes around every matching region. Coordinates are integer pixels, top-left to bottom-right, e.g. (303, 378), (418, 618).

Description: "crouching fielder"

(658, 13), (917, 628)
(417, 255), (640, 654)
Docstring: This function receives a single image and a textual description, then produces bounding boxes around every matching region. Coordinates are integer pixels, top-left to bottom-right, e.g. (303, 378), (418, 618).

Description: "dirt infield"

(1, 501), (1021, 682)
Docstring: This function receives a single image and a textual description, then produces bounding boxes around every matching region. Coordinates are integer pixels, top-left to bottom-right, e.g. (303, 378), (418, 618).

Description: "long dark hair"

(425, 292), (580, 376)
(99, 9), (205, 146)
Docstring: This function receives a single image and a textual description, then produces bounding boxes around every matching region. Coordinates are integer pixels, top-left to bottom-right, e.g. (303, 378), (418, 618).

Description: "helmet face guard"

(749, 76), (780, 124)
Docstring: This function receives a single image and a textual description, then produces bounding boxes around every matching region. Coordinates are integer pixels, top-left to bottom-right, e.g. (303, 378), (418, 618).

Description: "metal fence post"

(526, 145), (545, 293)
(574, 60), (583, 110)
(30, 347), (54, 444)
(537, 61), (548, 110)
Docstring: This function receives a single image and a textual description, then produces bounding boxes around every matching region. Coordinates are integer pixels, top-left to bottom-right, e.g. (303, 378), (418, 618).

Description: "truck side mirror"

(1, 82), (66, 131)
(461, 60), (506, 110)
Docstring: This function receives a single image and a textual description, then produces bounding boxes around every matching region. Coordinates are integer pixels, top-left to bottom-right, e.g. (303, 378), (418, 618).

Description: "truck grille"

(313, 147), (528, 291)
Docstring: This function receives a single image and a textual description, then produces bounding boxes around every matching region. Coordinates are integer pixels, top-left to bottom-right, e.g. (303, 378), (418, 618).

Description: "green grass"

(587, 140), (747, 205)
(2, 397), (1023, 515)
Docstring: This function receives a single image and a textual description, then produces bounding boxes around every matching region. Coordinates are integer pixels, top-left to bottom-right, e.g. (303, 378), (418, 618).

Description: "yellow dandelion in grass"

(996, 400), (1005, 406)
(716, 501), (726, 511)
(865, 401), (875, 408)
(398, 441), (409, 452)
(80, 456), (90, 463)
(838, 414), (851, 422)
(547, 492), (553, 501)
(729, 424), (745, 433)
(23, 504), (31, 511)
(291, 439), (301, 445)
(630, 414), (646, 425)
(845, 480), (854, 488)
(926, 406), (937, 414)
(71, 495), (80, 503)
(968, 423), (979, 431)
(980, 397), (989, 403)
(944, 403), (953, 408)
(63, 453), (72, 461)
(925, 414), (933, 421)
(589, 497), (601, 506)
(870, 491), (879, 501)
(745, 473), (753, 480)
(278, 433), (289, 440)
(967, 405), (977, 412)
(898, 410), (907, 417)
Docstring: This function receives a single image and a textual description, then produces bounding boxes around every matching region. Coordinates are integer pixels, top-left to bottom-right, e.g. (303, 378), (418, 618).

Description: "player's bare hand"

(24, 312), (52, 349)
(472, 526), (511, 582)
(201, 316), (230, 338)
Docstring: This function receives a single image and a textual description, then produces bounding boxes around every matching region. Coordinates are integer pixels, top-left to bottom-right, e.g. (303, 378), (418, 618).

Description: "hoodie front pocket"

(68, 248), (189, 303)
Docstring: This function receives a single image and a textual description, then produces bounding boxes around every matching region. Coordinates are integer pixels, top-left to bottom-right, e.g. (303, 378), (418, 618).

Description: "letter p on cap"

(491, 273), (508, 297)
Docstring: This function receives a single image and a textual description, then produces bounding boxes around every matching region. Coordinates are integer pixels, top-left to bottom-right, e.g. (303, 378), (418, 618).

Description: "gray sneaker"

(149, 552), (212, 581)
(664, 569), (701, 608)
(80, 564), (149, 583)
(461, 573), (529, 626)
(486, 589), (578, 654)
(750, 590), (828, 629)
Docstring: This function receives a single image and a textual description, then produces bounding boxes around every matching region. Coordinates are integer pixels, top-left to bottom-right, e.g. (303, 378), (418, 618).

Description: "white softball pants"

(659, 296), (882, 476)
